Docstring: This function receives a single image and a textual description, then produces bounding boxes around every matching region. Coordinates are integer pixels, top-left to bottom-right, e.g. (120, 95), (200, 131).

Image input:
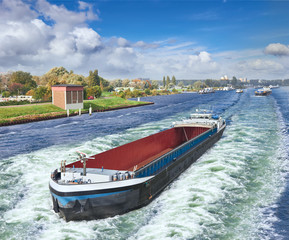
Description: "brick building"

(51, 84), (83, 110)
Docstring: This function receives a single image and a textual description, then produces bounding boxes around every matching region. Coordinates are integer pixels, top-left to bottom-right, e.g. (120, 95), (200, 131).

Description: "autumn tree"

(87, 86), (102, 98)
(87, 70), (100, 87)
(10, 71), (37, 94)
(8, 83), (23, 95)
(163, 76), (165, 87)
(42, 67), (69, 88)
(33, 86), (48, 101)
(112, 79), (123, 88)
(122, 79), (130, 87)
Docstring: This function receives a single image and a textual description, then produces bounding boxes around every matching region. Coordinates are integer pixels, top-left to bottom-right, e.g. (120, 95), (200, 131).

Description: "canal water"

(1, 88), (289, 240)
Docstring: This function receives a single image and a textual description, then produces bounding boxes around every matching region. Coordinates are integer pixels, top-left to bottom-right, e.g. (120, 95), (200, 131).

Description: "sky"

(0, 0), (289, 80)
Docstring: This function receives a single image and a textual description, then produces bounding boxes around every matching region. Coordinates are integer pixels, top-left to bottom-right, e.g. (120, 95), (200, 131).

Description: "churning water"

(1, 89), (289, 240)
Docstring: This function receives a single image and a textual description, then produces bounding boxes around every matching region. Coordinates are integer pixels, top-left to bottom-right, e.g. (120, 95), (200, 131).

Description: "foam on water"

(1, 91), (288, 240)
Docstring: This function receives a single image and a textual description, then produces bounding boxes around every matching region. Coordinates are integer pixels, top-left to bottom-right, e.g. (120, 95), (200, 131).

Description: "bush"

(131, 89), (142, 98)
(1, 91), (10, 97)
(119, 91), (126, 99)
(172, 88), (178, 93)
(144, 89), (151, 95)
(151, 89), (158, 96)
(86, 86), (102, 98)
(0, 100), (30, 106)
(103, 86), (114, 92)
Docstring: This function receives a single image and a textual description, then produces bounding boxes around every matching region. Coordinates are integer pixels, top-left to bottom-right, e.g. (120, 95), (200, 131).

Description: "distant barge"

(255, 87), (272, 96)
(49, 112), (226, 221)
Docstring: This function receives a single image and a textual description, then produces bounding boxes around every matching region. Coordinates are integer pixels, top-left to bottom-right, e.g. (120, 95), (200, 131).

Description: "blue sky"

(0, 0), (289, 80)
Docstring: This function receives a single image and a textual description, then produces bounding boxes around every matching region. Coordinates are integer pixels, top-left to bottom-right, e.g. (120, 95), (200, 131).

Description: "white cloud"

(235, 58), (287, 79)
(71, 27), (102, 53)
(264, 43), (289, 56)
(0, 0), (288, 80)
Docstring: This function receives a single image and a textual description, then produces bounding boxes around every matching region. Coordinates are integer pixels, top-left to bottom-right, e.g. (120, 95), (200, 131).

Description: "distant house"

(51, 84), (83, 110)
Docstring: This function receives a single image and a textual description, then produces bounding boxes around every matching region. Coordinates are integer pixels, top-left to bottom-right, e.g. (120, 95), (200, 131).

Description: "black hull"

(50, 127), (225, 221)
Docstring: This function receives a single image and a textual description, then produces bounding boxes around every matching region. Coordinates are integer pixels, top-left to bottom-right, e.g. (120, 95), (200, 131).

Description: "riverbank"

(0, 97), (153, 127)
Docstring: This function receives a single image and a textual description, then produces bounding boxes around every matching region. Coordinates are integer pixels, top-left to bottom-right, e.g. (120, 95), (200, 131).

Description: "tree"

(172, 75), (176, 86)
(101, 78), (110, 88)
(151, 80), (159, 89)
(124, 88), (132, 98)
(144, 81), (151, 89)
(42, 67), (69, 88)
(8, 82), (23, 95)
(193, 81), (206, 89)
(112, 79), (123, 88)
(87, 70), (100, 87)
(26, 89), (35, 96)
(103, 85), (114, 92)
(33, 86), (48, 100)
(231, 76), (238, 87)
(61, 73), (85, 85)
(122, 79), (130, 87)
(151, 89), (158, 96)
(163, 76), (166, 87)
(49, 67), (69, 76)
(2, 91), (10, 97)
(10, 71), (37, 94)
(178, 81), (184, 88)
(168, 83), (174, 89)
(87, 86), (102, 98)
(166, 76), (170, 88)
(145, 88), (151, 95)
(172, 88), (178, 93)
(131, 89), (142, 98)
(205, 79), (213, 87)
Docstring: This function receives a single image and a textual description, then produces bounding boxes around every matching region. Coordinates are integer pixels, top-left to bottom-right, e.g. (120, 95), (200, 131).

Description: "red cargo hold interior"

(66, 126), (209, 171)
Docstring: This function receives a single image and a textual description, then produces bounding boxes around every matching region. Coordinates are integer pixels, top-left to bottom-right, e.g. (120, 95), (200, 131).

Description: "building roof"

(51, 84), (83, 87)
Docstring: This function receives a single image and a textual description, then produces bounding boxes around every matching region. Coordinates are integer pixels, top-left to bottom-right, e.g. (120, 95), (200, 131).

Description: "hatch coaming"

(65, 126), (210, 172)
(52, 125), (221, 186)
(135, 126), (218, 178)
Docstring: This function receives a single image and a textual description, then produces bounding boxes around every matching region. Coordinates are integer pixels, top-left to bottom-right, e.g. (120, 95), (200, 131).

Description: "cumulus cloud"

(0, 0), (222, 79)
(1, 0), (288, 80)
(264, 43), (289, 56)
(71, 27), (102, 53)
(235, 59), (286, 79)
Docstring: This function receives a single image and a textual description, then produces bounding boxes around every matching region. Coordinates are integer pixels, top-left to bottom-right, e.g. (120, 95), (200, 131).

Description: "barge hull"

(51, 126), (225, 221)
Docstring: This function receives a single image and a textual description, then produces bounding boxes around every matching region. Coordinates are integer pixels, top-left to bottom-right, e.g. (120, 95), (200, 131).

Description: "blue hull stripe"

(51, 190), (130, 206)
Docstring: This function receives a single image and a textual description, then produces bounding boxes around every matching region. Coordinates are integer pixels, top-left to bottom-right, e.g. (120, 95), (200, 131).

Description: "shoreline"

(0, 102), (154, 127)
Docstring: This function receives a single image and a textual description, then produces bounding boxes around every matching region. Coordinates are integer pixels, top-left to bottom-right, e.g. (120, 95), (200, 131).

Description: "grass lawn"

(0, 97), (151, 124)
(0, 104), (65, 120)
(83, 97), (148, 110)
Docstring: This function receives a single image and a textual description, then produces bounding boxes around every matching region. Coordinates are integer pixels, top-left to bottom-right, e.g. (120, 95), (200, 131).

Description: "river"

(1, 88), (289, 240)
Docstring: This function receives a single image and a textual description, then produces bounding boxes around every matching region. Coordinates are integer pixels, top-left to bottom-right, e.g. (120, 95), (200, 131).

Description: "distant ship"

(198, 88), (215, 94)
(49, 112), (226, 221)
(222, 86), (234, 91)
(236, 89), (243, 93)
(255, 87), (272, 96)
(269, 85), (279, 89)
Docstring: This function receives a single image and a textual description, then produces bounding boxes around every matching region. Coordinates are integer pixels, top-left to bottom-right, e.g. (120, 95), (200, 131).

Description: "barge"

(49, 112), (226, 221)
(255, 87), (272, 96)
